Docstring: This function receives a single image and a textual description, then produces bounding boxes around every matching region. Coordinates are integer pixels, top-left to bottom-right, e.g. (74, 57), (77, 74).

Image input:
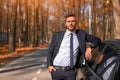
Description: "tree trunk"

(113, 0), (120, 39)
(7, 0), (15, 52)
(9, 0), (17, 52)
(0, 0), (2, 30)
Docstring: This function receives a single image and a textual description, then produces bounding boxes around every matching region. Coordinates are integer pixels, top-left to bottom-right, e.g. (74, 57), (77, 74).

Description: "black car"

(85, 39), (120, 80)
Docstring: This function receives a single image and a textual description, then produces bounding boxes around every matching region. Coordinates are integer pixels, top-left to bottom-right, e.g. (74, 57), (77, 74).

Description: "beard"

(67, 24), (75, 32)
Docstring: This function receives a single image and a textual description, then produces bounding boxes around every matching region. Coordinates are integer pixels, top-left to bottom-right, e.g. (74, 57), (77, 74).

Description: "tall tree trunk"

(24, 0), (29, 47)
(17, 0), (22, 48)
(9, 0), (18, 52)
(7, 0), (15, 52)
(33, 0), (39, 46)
(113, 0), (120, 39)
(0, 0), (2, 31)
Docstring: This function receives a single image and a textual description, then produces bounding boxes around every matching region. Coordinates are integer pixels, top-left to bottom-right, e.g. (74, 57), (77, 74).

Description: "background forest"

(0, 0), (120, 52)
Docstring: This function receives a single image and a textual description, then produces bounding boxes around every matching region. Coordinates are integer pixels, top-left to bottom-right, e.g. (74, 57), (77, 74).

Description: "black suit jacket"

(47, 29), (101, 68)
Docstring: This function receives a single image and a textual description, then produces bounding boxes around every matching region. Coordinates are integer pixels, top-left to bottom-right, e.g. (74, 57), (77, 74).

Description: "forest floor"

(0, 43), (48, 67)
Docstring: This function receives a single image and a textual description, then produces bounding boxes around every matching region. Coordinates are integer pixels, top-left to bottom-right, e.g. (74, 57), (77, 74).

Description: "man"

(47, 14), (101, 80)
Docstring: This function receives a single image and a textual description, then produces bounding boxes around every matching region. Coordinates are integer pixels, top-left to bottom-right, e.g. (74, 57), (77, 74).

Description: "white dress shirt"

(53, 29), (79, 66)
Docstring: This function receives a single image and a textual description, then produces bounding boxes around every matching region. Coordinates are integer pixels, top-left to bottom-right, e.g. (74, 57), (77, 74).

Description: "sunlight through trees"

(0, 0), (120, 52)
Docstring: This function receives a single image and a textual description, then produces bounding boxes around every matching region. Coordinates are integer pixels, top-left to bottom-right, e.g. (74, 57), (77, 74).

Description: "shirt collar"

(65, 29), (76, 36)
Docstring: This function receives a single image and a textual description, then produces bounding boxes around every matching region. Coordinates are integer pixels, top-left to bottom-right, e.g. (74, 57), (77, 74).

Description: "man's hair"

(65, 14), (75, 19)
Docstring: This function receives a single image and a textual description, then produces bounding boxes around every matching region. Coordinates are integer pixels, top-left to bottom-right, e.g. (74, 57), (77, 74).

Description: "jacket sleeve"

(85, 32), (101, 48)
(47, 33), (57, 67)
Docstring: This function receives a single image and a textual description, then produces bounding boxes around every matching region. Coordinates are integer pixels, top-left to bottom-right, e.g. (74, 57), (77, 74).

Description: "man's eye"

(67, 20), (75, 22)
(72, 20), (75, 22)
(67, 21), (70, 22)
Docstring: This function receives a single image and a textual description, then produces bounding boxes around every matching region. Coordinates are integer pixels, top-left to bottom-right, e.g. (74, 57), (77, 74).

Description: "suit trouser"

(51, 69), (76, 80)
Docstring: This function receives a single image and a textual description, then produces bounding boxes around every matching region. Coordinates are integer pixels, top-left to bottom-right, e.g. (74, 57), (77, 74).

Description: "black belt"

(54, 66), (74, 71)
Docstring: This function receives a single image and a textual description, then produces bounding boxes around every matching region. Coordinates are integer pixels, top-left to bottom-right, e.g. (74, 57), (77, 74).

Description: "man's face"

(65, 16), (76, 32)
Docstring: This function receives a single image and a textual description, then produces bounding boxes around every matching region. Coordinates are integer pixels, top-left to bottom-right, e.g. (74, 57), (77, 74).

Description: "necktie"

(70, 33), (74, 68)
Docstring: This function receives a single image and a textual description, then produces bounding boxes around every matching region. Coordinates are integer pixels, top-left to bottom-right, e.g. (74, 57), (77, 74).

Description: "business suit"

(47, 29), (101, 68)
(47, 13), (101, 80)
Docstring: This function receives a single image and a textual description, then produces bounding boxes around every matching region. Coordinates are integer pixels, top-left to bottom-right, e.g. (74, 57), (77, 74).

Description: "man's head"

(65, 14), (76, 32)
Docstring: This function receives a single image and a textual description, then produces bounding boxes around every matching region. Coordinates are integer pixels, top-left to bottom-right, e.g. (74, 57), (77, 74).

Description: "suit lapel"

(59, 31), (65, 45)
(56, 31), (65, 52)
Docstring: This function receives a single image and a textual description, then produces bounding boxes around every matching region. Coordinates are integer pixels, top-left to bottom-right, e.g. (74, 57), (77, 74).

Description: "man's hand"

(48, 66), (56, 73)
(95, 54), (104, 64)
(85, 47), (92, 61)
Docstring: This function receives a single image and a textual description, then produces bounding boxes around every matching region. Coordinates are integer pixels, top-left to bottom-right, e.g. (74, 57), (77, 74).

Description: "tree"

(8, 0), (18, 52)
(0, 0), (2, 31)
(113, 0), (120, 39)
(1, 0), (119, 52)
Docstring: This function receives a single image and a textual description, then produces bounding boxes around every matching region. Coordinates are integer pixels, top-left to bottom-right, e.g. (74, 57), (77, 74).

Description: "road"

(0, 48), (51, 80)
